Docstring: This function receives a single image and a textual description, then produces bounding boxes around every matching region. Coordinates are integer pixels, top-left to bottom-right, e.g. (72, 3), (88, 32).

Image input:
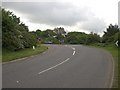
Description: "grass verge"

(88, 43), (119, 88)
(2, 45), (48, 62)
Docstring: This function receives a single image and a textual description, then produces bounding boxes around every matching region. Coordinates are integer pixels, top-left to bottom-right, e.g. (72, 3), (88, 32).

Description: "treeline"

(33, 25), (120, 46)
(2, 9), (120, 51)
(33, 29), (101, 45)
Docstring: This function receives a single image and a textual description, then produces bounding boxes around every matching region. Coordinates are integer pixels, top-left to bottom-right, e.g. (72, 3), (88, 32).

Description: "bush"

(2, 9), (37, 51)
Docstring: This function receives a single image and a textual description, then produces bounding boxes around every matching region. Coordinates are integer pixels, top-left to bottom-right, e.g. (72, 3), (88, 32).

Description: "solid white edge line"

(38, 58), (70, 75)
(109, 53), (115, 88)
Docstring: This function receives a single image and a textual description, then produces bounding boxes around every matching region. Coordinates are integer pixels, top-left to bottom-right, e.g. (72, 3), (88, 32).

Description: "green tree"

(102, 24), (119, 43)
(2, 9), (37, 50)
(65, 32), (87, 44)
(87, 32), (101, 44)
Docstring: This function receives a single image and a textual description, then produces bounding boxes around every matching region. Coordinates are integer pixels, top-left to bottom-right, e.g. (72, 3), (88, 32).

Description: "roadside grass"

(0, 50), (1, 63)
(88, 43), (119, 88)
(2, 45), (48, 62)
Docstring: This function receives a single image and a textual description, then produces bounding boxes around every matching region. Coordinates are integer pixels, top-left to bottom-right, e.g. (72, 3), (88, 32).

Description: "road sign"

(115, 41), (118, 47)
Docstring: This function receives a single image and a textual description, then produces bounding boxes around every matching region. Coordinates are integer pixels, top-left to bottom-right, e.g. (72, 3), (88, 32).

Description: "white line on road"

(16, 81), (19, 83)
(72, 48), (75, 50)
(65, 45), (68, 47)
(109, 52), (115, 88)
(38, 58), (70, 75)
(73, 51), (75, 55)
(38, 46), (76, 75)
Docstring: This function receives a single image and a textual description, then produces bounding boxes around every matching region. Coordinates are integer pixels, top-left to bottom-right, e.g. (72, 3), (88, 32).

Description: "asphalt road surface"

(2, 44), (114, 88)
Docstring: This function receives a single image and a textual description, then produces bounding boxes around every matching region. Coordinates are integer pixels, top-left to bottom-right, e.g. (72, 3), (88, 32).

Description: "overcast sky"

(2, 0), (119, 36)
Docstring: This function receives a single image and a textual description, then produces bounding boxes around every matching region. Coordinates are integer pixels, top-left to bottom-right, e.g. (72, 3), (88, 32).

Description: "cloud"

(2, 2), (91, 25)
(2, 2), (106, 33)
(80, 17), (106, 33)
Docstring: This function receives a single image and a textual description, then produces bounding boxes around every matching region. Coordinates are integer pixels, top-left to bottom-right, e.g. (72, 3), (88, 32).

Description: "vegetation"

(2, 9), (37, 51)
(89, 43), (119, 88)
(2, 9), (47, 62)
(102, 24), (120, 43)
(3, 45), (48, 62)
(33, 29), (101, 45)
(33, 27), (66, 44)
(2, 8), (120, 87)
(103, 45), (119, 88)
(88, 24), (120, 88)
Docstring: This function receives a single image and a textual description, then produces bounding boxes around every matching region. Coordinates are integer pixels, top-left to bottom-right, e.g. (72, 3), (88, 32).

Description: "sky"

(2, 0), (120, 36)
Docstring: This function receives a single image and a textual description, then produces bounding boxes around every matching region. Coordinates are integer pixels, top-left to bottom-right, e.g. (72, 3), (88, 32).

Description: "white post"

(33, 46), (35, 50)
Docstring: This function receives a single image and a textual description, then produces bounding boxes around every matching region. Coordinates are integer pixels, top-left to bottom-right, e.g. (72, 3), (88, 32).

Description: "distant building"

(37, 37), (41, 42)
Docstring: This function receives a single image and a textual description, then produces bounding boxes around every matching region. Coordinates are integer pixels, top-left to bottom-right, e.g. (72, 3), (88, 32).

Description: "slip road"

(2, 45), (114, 88)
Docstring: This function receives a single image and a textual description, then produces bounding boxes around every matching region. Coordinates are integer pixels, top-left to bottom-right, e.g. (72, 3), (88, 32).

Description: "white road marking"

(65, 45), (68, 47)
(72, 48), (75, 50)
(109, 52), (115, 88)
(38, 58), (70, 75)
(38, 46), (76, 75)
(16, 81), (19, 83)
(73, 51), (75, 55)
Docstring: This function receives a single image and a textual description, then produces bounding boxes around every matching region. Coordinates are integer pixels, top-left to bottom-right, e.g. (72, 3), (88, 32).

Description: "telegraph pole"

(118, 1), (120, 28)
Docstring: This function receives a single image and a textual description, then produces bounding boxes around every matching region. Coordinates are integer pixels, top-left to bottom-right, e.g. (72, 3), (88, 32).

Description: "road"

(2, 44), (114, 88)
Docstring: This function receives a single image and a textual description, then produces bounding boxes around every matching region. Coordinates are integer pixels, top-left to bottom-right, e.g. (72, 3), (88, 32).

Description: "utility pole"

(118, 1), (120, 28)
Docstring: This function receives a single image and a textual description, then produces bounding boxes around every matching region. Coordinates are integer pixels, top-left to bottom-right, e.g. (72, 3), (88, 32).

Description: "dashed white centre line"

(38, 46), (76, 75)
(38, 58), (70, 75)
(73, 51), (75, 55)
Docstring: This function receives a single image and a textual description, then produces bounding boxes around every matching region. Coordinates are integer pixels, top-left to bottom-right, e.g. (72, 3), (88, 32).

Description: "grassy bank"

(89, 43), (119, 88)
(0, 50), (1, 63)
(2, 45), (48, 62)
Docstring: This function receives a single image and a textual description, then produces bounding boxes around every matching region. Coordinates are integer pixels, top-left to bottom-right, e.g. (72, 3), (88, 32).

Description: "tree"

(102, 24), (119, 43)
(2, 9), (37, 50)
(86, 32), (101, 44)
(53, 27), (66, 35)
(65, 32), (87, 44)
